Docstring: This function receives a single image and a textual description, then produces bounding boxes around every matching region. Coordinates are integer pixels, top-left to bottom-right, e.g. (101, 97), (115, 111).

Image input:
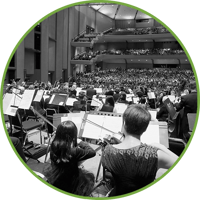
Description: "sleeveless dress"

(102, 143), (158, 195)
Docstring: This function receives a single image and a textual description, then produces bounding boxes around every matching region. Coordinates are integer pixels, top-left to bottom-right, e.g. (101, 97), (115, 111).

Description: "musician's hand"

(110, 136), (122, 144)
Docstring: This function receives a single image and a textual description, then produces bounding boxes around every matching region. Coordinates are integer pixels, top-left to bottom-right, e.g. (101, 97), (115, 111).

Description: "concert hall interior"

(2, 2), (198, 198)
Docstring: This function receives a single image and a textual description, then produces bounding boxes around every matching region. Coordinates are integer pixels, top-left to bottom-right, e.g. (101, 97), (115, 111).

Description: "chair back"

(9, 112), (22, 131)
(25, 109), (38, 121)
(46, 108), (57, 117)
(169, 138), (186, 156)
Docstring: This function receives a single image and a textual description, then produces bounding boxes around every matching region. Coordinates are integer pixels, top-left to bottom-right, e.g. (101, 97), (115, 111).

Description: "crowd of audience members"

(72, 48), (185, 60)
(105, 27), (170, 35)
(76, 68), (194, 95)
(74, 26), (170, 42)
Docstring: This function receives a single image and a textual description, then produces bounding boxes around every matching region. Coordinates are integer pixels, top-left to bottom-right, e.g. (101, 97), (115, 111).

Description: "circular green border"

(0, 0), (199, 199)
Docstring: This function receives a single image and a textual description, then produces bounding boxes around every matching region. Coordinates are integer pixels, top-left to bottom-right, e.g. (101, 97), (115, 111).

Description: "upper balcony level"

(71, 27), (175, 47)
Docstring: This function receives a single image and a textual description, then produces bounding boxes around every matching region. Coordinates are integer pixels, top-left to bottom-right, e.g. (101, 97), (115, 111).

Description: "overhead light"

(138, 60), (140, 61)
(185, 59), (187, 61)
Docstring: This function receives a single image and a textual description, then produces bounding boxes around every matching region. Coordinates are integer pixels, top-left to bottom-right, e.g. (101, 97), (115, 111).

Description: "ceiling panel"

(98, 5), (118, 19)
(136, 11), (151, 19)
(115, 5), (137, 20)
(90, 5), (103, 10)
(90, 4), (153, 20)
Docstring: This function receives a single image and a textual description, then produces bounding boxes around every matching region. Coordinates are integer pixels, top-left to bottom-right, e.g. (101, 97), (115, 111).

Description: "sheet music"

(101, 116), (123, 139)
(126, 94), (134, 101)
(91, 96), (103, 107)
(82, 115), (104, 139)
(147, 92), (156, 99)
(76, 87), (83, 95)
(115, 103), (128, 114)
(18, 89), (35, 109)
(33, 90), (44, 102)
(4, 106), (18, 116)
(61, 117), (68, 122)
(149, 110), (157, 121)
(66, 97), (77, 106)
(141, 124), (160, 144)
(61, 112), (85, 135)
(3, 93), (13, 113)
(132, 97), (139, 104)
(94, 88), (103, 94)
(71, 117), (82, 134)
(49, 94), (67, 106)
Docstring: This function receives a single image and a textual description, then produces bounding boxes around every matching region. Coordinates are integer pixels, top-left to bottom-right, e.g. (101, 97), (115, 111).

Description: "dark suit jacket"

(86, 88), (96, 100)
(175, 92), (197, 133)
(156, 105), (168, 121)
(113, 93), (120, 102)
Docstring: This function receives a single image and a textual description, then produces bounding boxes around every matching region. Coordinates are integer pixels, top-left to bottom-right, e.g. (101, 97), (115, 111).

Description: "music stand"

(92, 139), (113, 194)
(48, 93), (68, 113)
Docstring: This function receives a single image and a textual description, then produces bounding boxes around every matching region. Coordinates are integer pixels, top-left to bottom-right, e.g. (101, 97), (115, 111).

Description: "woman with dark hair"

(102, 104), (178, 196)
(43, 121), (96, 196)
(99, 95), (117, 113)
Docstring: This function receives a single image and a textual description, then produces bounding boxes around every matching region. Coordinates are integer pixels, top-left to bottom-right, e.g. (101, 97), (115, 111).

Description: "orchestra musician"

(102, 104), (178, 196)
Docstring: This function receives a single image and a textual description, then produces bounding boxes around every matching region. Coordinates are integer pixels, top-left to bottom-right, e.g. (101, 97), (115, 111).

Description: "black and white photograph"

(0, 0), (199, 200)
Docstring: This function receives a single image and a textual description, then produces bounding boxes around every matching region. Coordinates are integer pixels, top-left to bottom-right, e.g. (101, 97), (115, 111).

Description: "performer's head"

(119, 92), (126, 101)
(189, 81), (196, 92)
(105, 96), (115, 107)
(123, 104), (151, 137)
(51, 121), (78, 164)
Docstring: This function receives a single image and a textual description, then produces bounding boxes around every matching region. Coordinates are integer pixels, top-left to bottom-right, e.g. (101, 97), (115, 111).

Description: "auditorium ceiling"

(87, 3), (151, 20)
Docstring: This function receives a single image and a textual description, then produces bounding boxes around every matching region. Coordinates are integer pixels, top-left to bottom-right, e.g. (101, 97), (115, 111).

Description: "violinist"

(102, 104), (178, 196)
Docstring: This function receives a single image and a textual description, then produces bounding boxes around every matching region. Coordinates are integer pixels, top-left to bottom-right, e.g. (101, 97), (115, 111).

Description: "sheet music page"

(149, 110), (157, 121)
(133, 97), (139, 104)
(67, 112), (85, 120)
(67, 112), (85, 134)
(126, 94), (134, 101)
(147, 92), (155, 99)
(3, 93), (14, 113)
(115, 103), (128, 114)
(91, 96), (103, 107)
(71, 117), (82, 134)
(12, 94), (22, 107)
(66, 98), (77, 106)
(5, 106), (18, 116)
(82, 115), (104, 139)
(76, 87), (83, 95)
(49, 94), (55, 104)
(61, 117), (68, 122)
(101, 116), (123, 139)
(33, 90), (44, 102)
(141, 124), (160, 144)
(18, 89), (35, 109)
(95, 88), (103, 94)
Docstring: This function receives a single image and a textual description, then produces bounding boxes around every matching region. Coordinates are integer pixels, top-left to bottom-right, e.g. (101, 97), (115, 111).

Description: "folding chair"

(168, 137), (186, 156)
(9, 110), (47, 162)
